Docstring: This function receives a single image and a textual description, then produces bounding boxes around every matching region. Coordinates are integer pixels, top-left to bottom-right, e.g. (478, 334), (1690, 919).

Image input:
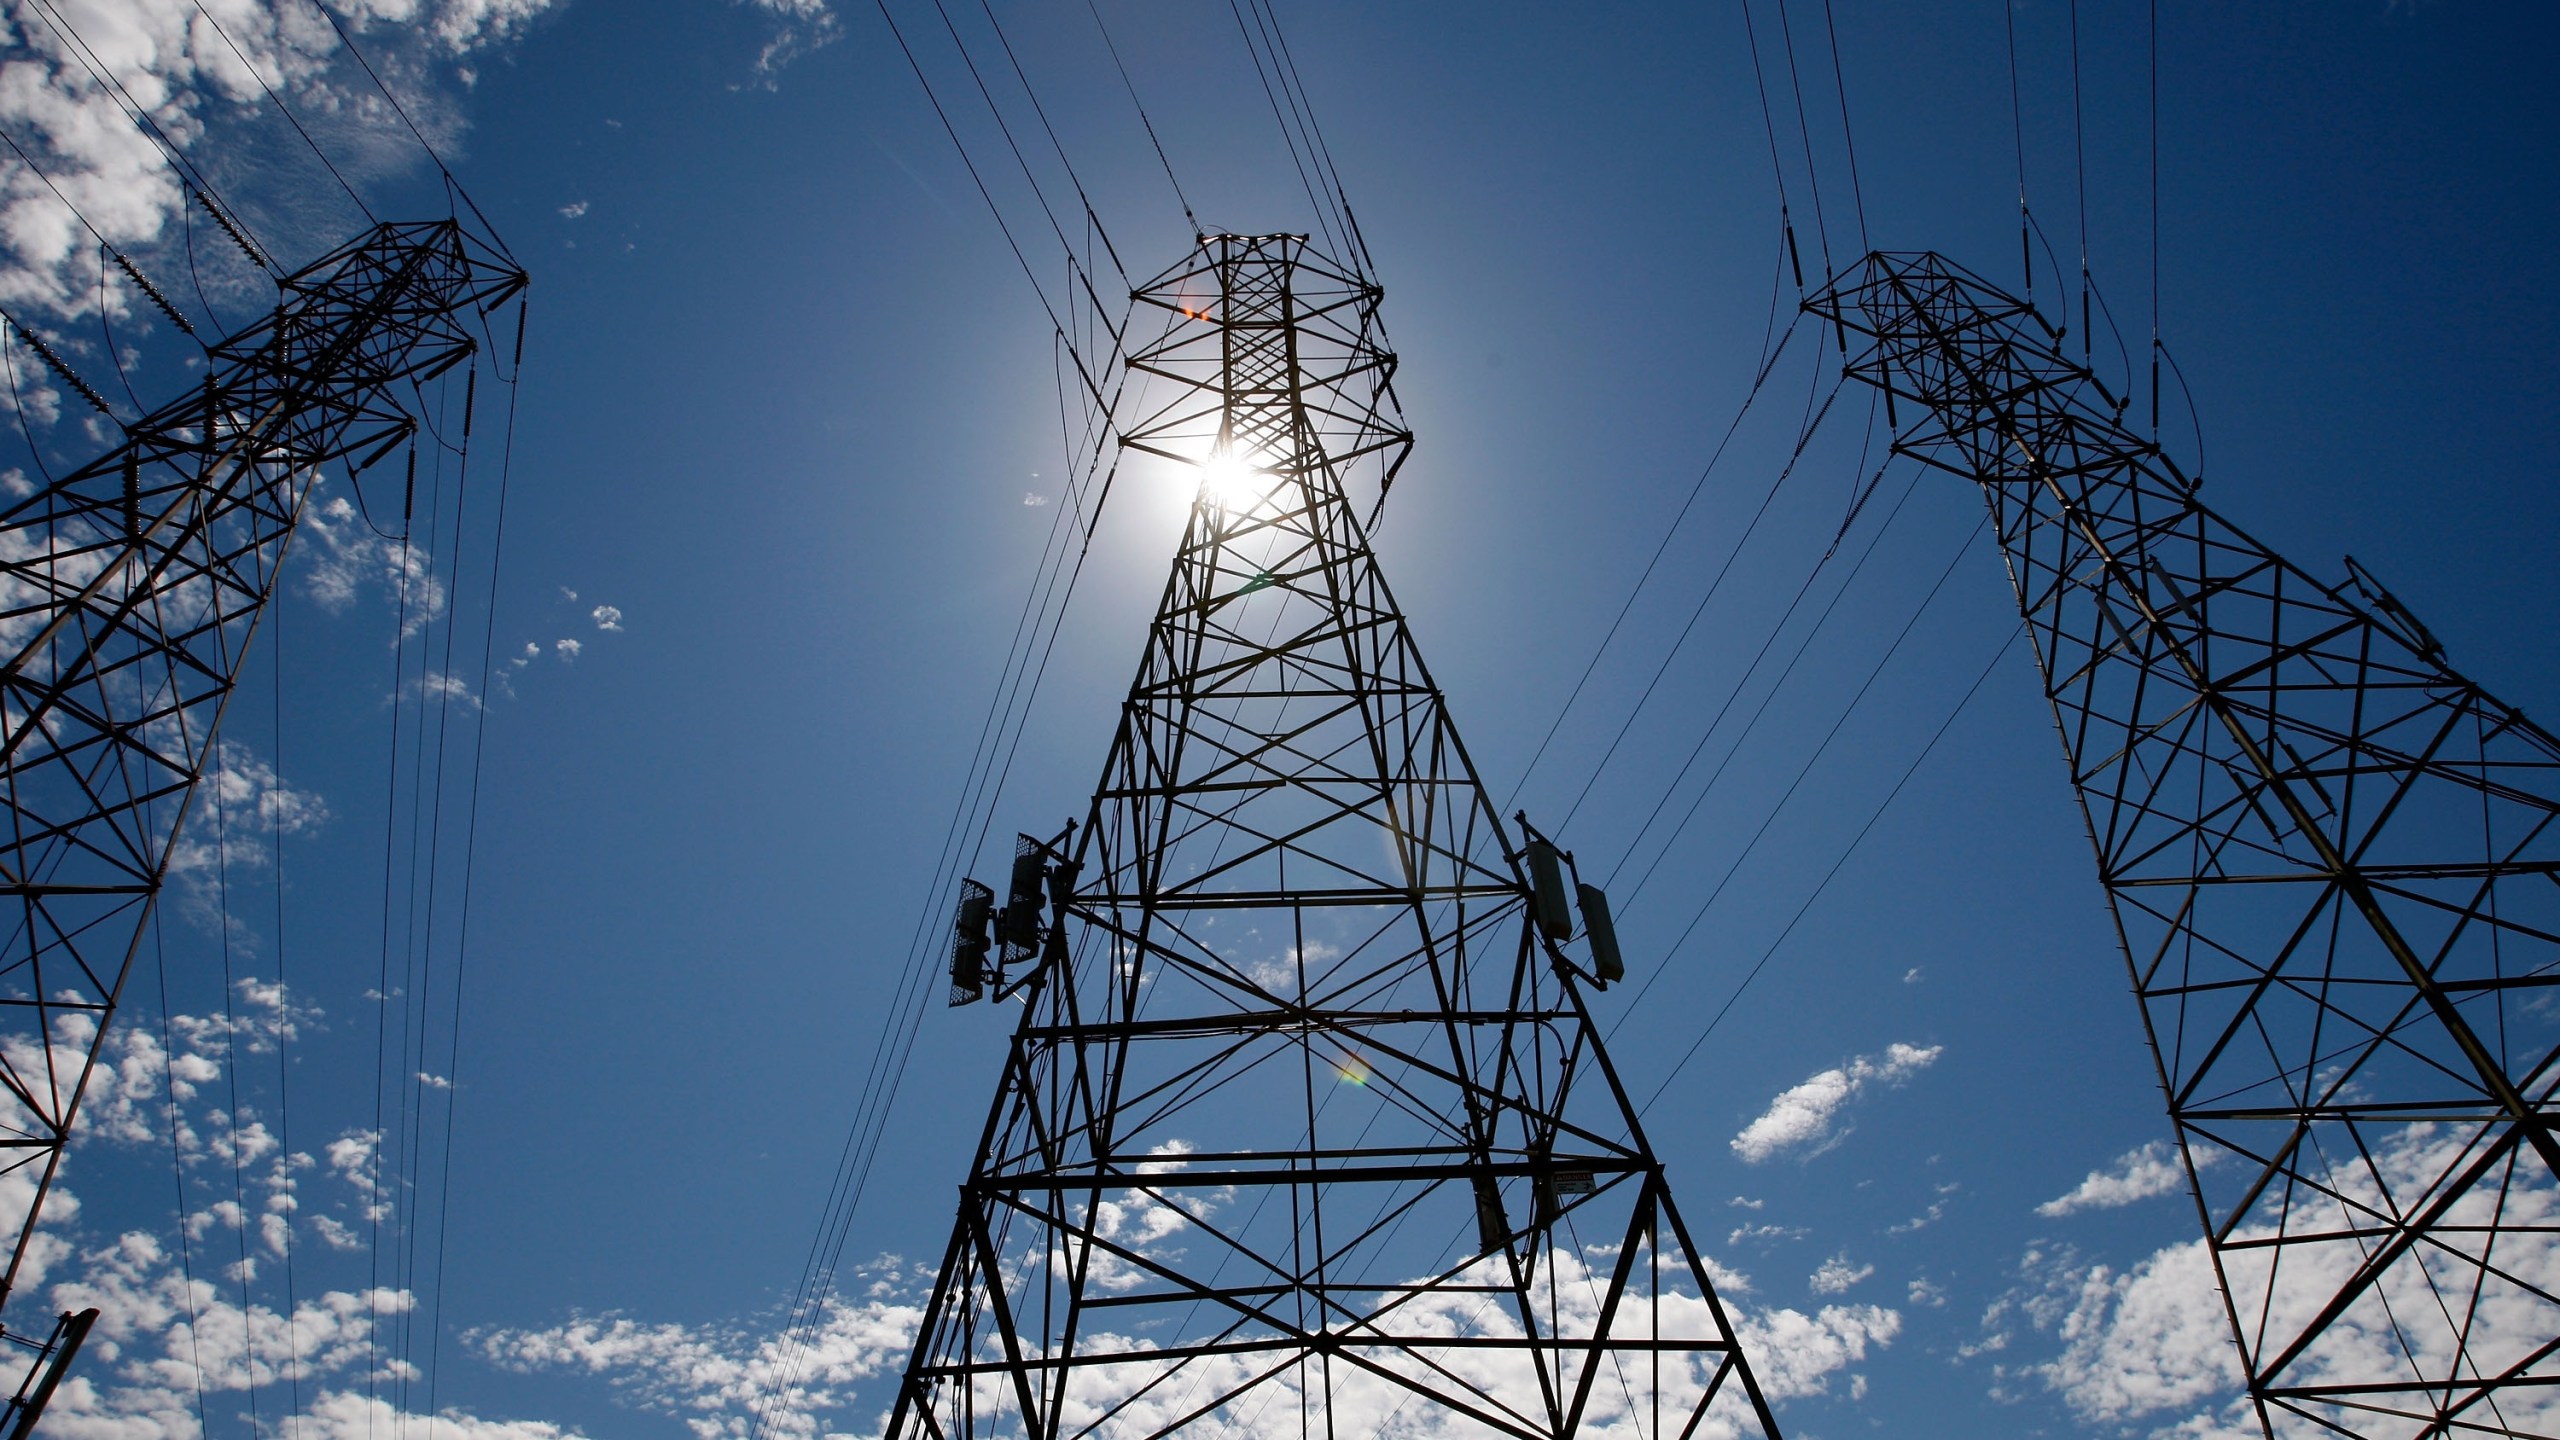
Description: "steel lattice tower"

(0, 219), (525, 1319)
(888, 235), (1783, 1440)
(1809, 253), (2560, 1440)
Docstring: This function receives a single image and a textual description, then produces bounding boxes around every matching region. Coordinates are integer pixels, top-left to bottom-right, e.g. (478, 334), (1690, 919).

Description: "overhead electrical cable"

(1555, 358), (1842, 829)
(1639, 624), (2024, 1112)
(187, 0), (376, 224)
(2004, 0), (2034, 300)
(750, 312), (1155, 1440)
(0, 122), (203, 345)
(868, 0), (1107, 404)
(295, 0), (516, 257)
(756, 11), (1167, 1421)
(2068, 0), (2090, 359)
(1241, 0), (1359, 269)
(1502, 289), (1802, 813)
(1604, 448), (1918, 904)
(1815, 0), (1868, 252)
(210, 723), (265, 1436)
(972, 0), (1129, 281)
(422, 299), (526, 1428)
(922, 0), (1117, 288)
(1225, 0), (1348, 261)
(393, 360), (482, 1431)
(2149, 0), (2161, 436)
(1252, 0), (1369, 272)
(1615, 518), (1991, 1037)
(1085, 0), (1199, 234)
(150, 914), (216, 1440)
(270, 580), (308, 1435)
(1732, 0), (1804, 288)
(19, 0), (277, 278)
(1766, 0), (1835, 278)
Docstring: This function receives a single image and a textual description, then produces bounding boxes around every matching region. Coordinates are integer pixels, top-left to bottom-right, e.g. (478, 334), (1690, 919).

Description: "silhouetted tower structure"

(0, 219), (524, 1338)
(1810, 253), (2560, 1440)
(892, 235), (1784, 1440)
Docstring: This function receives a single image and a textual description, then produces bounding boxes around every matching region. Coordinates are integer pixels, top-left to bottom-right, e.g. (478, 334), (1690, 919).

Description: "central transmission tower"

(1809, 253), (2560, 1440)
(887, 235), (1782, 1440)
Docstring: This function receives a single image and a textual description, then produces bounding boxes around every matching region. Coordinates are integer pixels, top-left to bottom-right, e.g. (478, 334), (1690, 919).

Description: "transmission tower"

(1809, 252), (2560, 1440)
(888, 234), (1783, 1440)
(0, 217), (524, 1349)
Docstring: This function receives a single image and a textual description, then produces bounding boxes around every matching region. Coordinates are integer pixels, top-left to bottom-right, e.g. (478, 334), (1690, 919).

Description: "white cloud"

(1022, 491), (1047, 506)
(163, 740), (328, 882)
(1994, 1239), (2239, 1425)
(299, 492), (447, 633)
(1995, 1125), (2560, 1440)
(738, 0), (841, 86)
(1809, 1253), (1874, 1296)
(0, 0), (837, 325)
(483, 1248), (1898, 1440)
(0, 984), (585, 1440)
(553, 637), (580, 661)
(1728, 1222), (1810, 1247)
(2037, 1140), (2191, 1217)
(476, 1260), (927, 1440)
(589, 604), (621, 631)
(1731, 1042), (1942, 1163)
(557, 200), (588, 219)
(1888, 1181), (1959, 1236)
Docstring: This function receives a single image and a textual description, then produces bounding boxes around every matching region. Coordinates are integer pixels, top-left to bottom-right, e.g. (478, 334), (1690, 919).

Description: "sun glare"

(1198, 449), (1273, 513)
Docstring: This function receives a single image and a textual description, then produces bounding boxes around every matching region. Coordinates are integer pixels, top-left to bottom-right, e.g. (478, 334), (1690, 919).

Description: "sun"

(1198, 448), (1275, 513)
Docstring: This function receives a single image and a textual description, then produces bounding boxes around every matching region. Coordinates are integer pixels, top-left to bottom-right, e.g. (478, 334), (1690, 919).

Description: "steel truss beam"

(1810, 251), (2560, 1440)
(0, 219), (525, 1312)
(890, 235), (1782, 1440)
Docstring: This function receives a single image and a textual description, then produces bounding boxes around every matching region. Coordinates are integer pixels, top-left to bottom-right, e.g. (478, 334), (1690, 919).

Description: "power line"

(1606, 450), (1917, 905)
(422, 298), (527, 1430)
(1225, 0), (1347, 261)
(1086, 0), (1199, 235)
(1503, 311), (1802, 812)
(1816, 0), (1869, 252)
(1555, 360), (1842, 829)
(2068, 0), (2090, 359)
(189, 0), (376, 225)
(1640, 623), (2023, 1112)
(1767, 0), (1836, 278)
(18, 0), (276, 275)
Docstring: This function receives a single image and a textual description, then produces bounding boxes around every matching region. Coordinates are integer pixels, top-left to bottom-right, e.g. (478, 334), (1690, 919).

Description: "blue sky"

(3, 2), (2556, 1439)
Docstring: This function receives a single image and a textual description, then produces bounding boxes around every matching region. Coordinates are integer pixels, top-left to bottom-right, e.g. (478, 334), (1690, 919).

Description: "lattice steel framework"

(1809, 252), (2560, 1440)
(888, 235), (1783, 1440)
(0, 219), (525, 1311)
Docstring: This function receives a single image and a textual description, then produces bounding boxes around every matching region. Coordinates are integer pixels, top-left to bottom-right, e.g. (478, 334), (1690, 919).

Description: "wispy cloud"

(2036, 1140), (2190, 1217)
(1731, 1043), (1942, 1163)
